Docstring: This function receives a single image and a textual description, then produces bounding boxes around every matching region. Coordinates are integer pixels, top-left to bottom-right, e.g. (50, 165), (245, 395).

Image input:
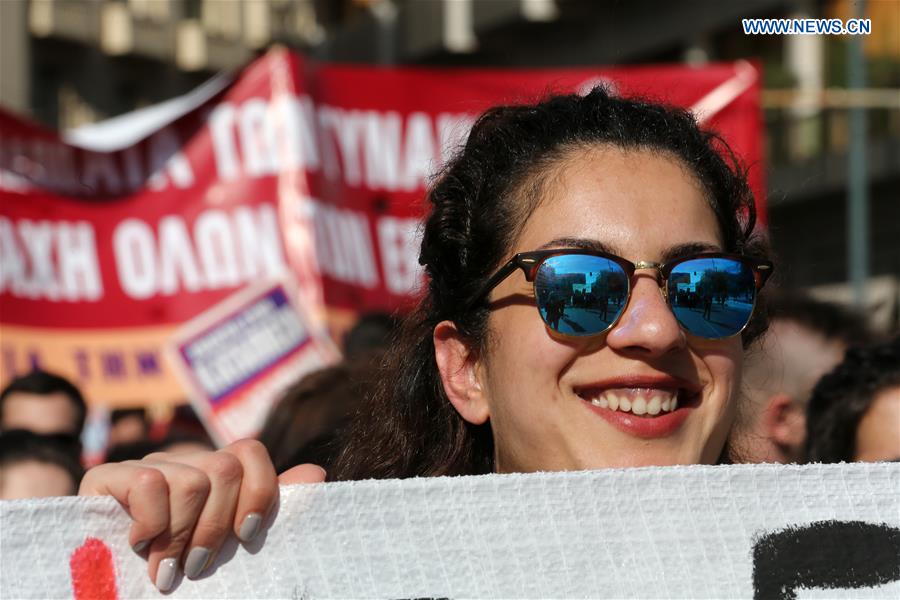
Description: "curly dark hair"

(331, 87), (771, 481)
(805, 336), (900, 463)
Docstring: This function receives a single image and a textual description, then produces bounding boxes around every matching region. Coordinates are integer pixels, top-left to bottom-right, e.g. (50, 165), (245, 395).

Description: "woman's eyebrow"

(536, 237), (618, 254)
(536, 238), (721, 261)
(661, 242), (723, 262)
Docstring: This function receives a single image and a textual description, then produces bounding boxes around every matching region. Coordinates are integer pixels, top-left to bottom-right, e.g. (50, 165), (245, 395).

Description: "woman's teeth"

(587, 391), (679, 416)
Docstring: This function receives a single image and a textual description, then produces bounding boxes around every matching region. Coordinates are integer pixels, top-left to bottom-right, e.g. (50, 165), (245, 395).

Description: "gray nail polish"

(184, 547), (211, 580)
(132, 539), (149, 554)
(156, 557), (178, 592)
(238, 512), (263, 542)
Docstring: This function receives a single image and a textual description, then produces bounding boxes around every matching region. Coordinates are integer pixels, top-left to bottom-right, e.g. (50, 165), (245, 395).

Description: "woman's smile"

(574, 374), (702, 438)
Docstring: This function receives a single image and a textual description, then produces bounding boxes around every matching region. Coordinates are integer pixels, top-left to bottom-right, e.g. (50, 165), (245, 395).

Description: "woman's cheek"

(716, 341), (743, 411)
(693, 339), (741, 396)
(698, 341), (743, 436)
(487, 308), (573, 406)
(492, 306), (554, 366)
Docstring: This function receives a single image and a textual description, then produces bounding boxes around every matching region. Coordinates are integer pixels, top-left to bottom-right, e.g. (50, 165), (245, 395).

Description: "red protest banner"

(0, 49), (763, 408)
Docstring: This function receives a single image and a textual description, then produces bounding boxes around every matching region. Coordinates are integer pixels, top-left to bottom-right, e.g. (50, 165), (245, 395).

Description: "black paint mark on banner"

(753, 520), (900, 600)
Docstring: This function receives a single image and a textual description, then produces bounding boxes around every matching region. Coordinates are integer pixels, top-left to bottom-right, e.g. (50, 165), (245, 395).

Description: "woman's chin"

(577, 449), (703, 470)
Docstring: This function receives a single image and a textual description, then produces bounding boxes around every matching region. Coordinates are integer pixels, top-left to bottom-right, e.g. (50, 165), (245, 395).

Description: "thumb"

(278, 463), (327, 485)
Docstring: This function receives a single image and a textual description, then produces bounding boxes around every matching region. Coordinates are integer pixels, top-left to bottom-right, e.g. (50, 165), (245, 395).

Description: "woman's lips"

(576, 386), (700, 439)
(584, 398), (692, 439)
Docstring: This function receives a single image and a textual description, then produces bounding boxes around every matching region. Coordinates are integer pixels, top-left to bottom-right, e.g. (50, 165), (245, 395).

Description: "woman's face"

(477, 146), (743, 472)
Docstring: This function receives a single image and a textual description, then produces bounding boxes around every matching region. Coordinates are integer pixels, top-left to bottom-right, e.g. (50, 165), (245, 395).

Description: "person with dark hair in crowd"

(80, 87), (774, 590)
(257, 357), (380, 474)
(105, 433), (216, 463)
(161, 404), (215, 453)
(729, 290), (871, 464)
(806, 336), (900, 464)
(342, 313), (399, 360)
(108, 408), (150, 448)
(0, 370), (87, 439)
(105, 404), (214, 462)
(104, 439), (162, 464)
(0, 429), (84, 499)
(156, 433), (216, 456)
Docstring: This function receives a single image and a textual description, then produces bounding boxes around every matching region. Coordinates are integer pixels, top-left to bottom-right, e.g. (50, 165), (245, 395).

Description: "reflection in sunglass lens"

(667, 258), (756, 339)
(535, 255), (629, 336)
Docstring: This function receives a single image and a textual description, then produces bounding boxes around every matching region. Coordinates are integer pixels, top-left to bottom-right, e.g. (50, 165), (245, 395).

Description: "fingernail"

(238, 512), (263, 542)
(132, 539), (149, 554)
(184, 547), (211, 580)
(156, 557), (178, 592)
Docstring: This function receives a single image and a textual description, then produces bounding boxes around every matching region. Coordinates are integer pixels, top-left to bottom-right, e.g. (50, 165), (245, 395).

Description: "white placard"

(166, 276), (338, 446)
(1, 463), (899, 599)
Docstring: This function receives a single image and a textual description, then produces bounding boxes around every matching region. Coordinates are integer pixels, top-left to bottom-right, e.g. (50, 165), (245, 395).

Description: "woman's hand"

(79, 439), (326, 592)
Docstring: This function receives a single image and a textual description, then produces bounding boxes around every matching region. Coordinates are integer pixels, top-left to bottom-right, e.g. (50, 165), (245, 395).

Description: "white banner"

(1, 463), (899, 599)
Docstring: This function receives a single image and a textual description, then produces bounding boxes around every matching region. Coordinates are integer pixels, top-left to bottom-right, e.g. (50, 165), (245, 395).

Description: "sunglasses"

(472, 249), (773, 340)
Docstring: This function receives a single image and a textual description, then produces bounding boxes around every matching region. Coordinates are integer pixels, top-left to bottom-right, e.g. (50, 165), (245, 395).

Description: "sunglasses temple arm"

(757, 262), (775, 288)
(466, 258), (523, 310)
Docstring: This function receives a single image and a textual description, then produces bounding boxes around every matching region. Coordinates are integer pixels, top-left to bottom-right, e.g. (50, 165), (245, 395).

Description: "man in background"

(0, 370), (87, 439)
(730, 291), (871, 464)
(107, 407), (149, 448)
(0, 430), (83, 499)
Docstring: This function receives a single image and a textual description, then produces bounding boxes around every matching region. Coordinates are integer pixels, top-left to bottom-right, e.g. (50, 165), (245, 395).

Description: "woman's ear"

(433, 320), (490, 425)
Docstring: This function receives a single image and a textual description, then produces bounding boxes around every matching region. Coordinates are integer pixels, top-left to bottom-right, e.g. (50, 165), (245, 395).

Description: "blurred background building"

(1, 0), (898, 327)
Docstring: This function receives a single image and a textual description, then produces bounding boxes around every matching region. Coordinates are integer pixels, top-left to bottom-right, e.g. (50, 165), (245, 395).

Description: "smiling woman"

(79, 87), (774, 591)
(331, 87), (772, 478)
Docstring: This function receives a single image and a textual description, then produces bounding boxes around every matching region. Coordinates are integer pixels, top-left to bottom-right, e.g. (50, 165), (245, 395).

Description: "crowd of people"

(0, 88), (897, 591)
(2, 296), (895, 501)
(0, 313), (396, 500)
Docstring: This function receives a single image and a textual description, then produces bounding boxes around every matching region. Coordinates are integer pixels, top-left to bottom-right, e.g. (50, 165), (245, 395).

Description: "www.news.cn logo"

(742, 18), (872, 35)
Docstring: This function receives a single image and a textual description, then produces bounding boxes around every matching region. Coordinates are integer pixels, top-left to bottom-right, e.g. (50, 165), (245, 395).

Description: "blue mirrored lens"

(667, 258), (755, 339)
(535, 255), (629, 336)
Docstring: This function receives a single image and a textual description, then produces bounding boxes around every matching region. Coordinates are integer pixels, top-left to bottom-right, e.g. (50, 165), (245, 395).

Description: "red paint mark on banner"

(70, 537), (119, 600)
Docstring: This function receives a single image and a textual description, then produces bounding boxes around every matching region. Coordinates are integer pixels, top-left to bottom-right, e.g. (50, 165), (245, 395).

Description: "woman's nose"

(605, 272), (685, 356)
